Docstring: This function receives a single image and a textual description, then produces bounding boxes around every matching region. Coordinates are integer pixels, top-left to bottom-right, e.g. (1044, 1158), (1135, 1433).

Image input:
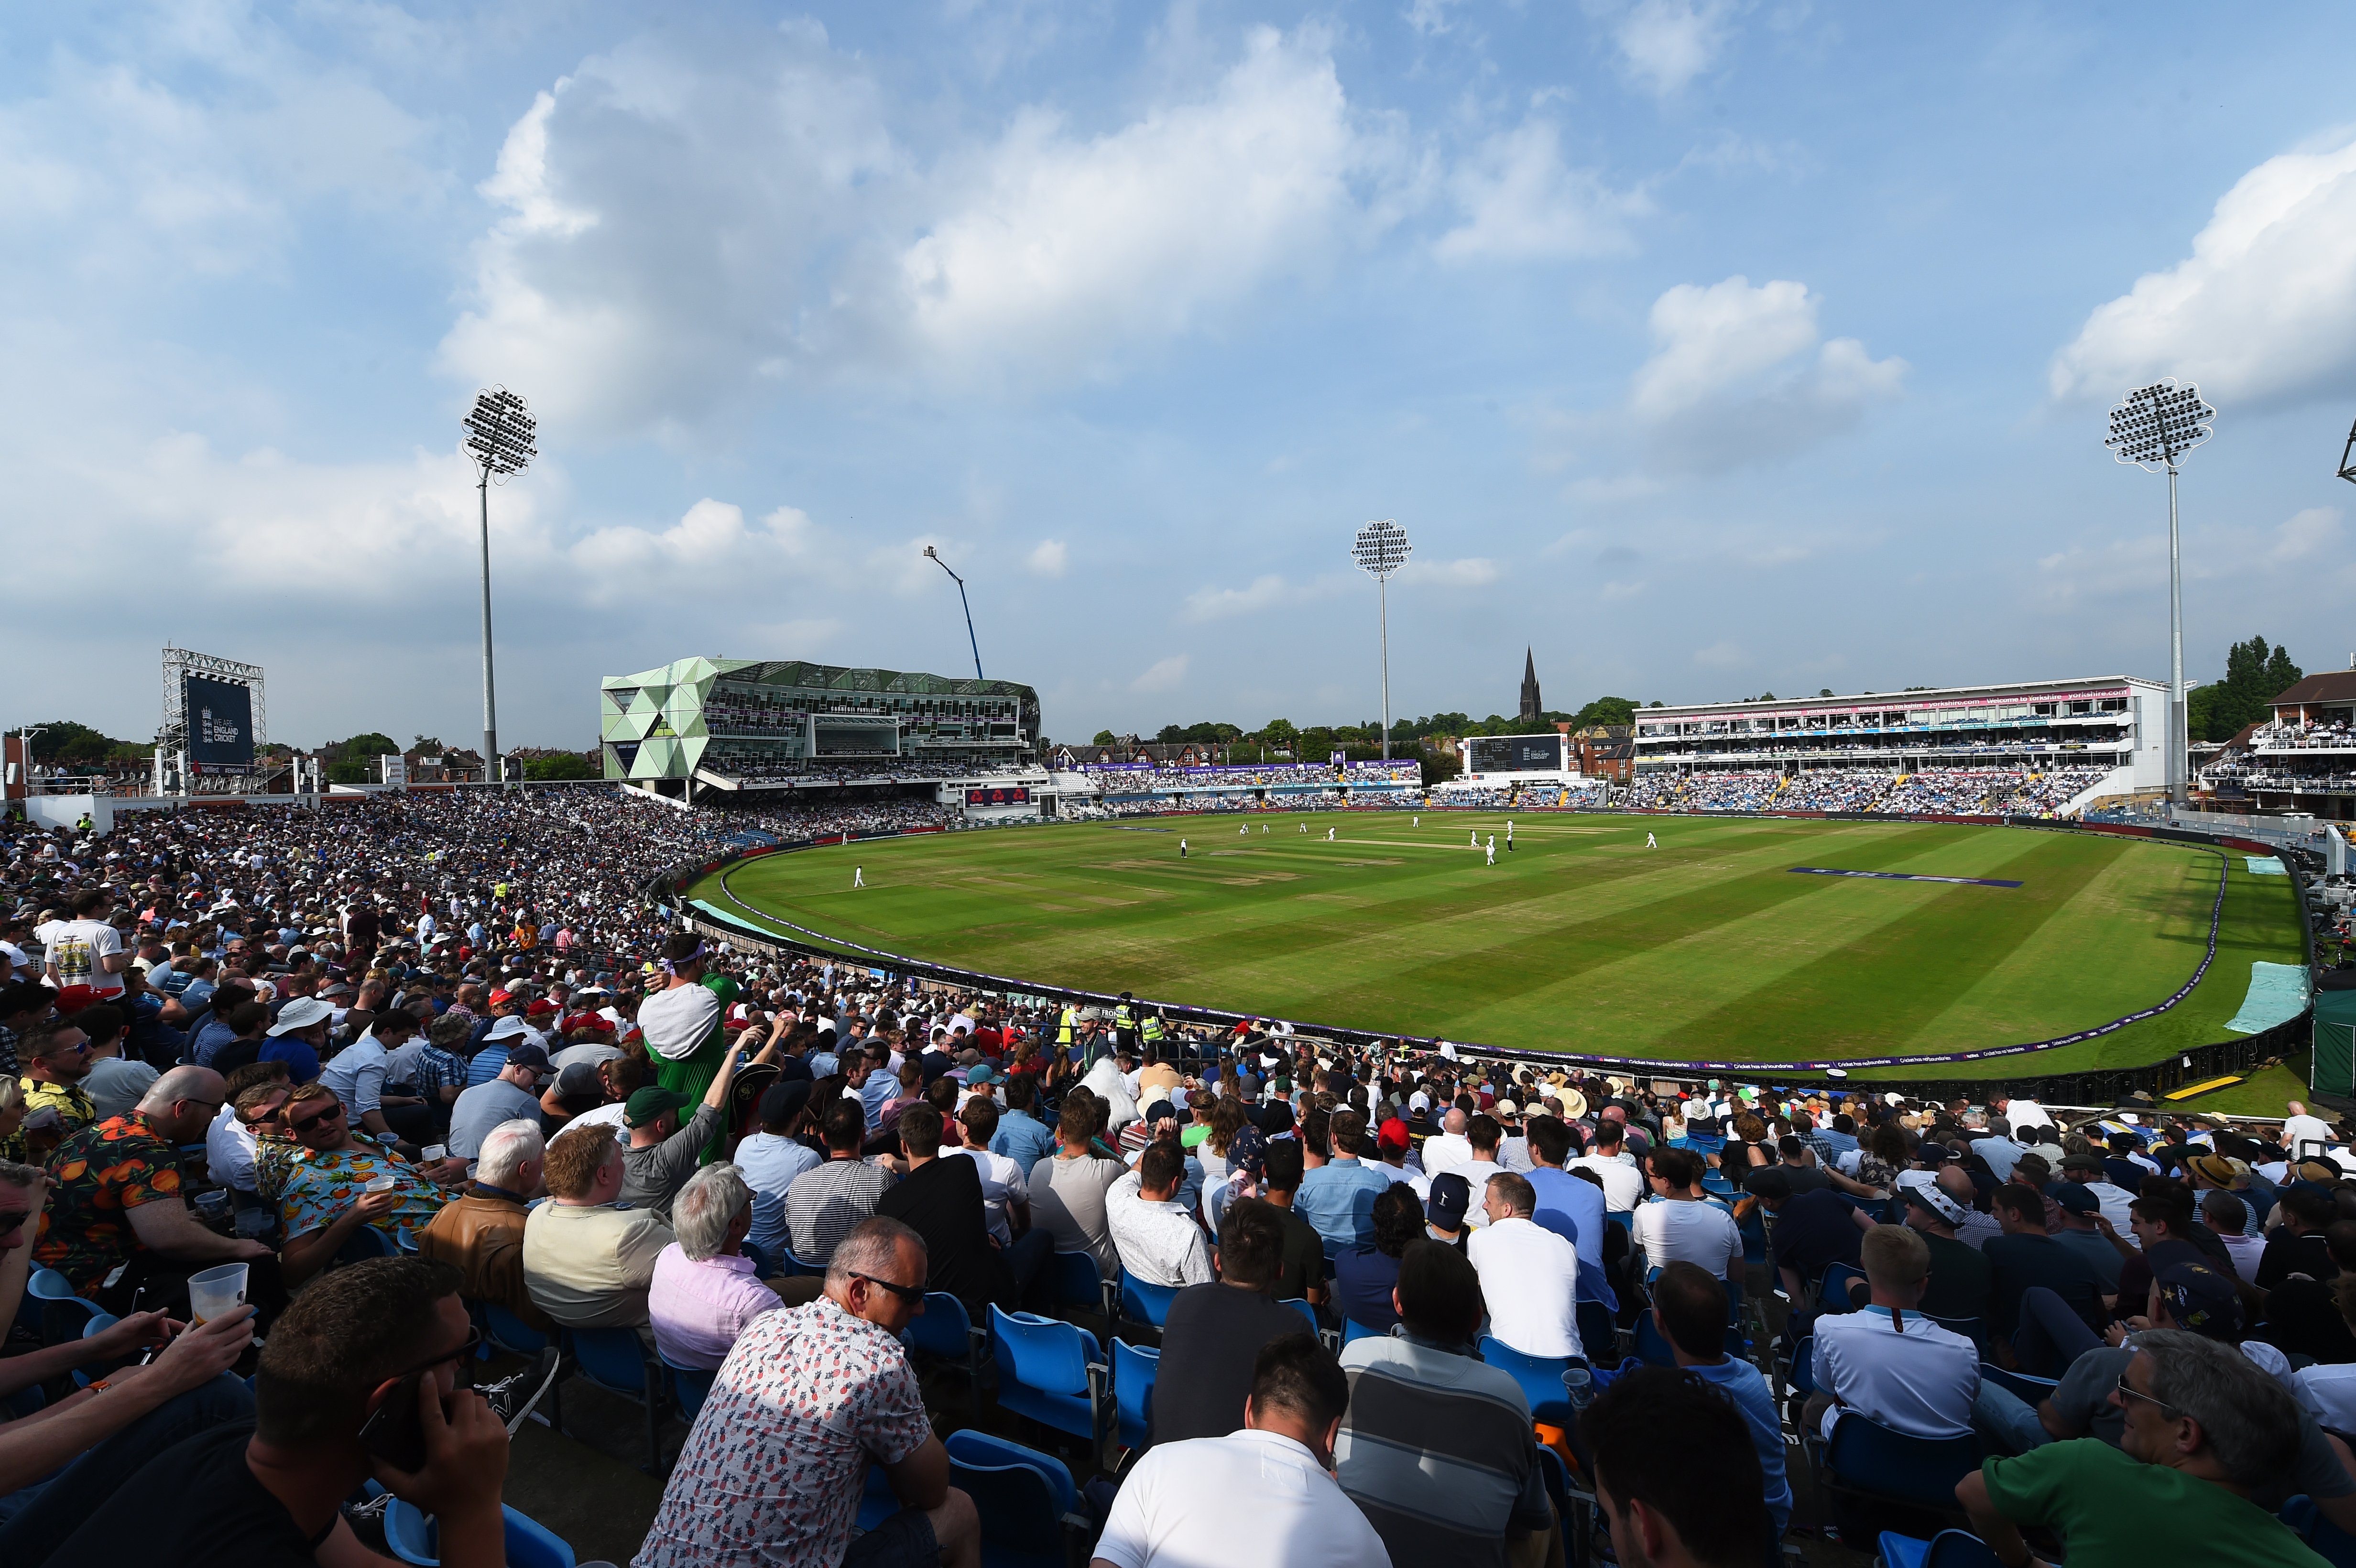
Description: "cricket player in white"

(1485, 836), (1496, 865)
(853, 867), (865, 887)
(1646, 831), (1658, 849)
(1326, 827), (1336, 841)
(1505, 820), (1515, 853)
(1179, 838), (1188, 857)
(1469, 828), (1479, 848)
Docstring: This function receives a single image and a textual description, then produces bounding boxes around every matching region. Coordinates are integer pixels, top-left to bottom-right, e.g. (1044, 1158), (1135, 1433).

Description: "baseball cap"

(525, 999), (558, 1019)
(1896, 1169), (1969, 1226)
(503, 1041), (552, 1074)
(485, 1015), (533, 1042)
(966, 1063), (996, 1088)
(1377, 1117), (1411, 1153)
(1426, 1172), (1472, 1231)
(487, 989), (513, 1007)
(49, 985), (97, 1015)
(624, 1087), (691, 1128)
(268, 996), (335, 1035)
(2155, 1261), (2242, 1339)
(759, 1079), (813, 1127)
(1143, 1100), (1176, 1126)
(2051, 1182), (2100, 1217)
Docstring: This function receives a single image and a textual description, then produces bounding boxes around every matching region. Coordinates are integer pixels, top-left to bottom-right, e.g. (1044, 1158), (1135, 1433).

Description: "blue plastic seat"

(1817, 1262), (1868, 1315)
(1478, 1335), (1583, 1426)
(1278, 1297), (1320, 1336)
(1786, 1334), (1816, 1397)
(1119, 1274), (1178, 1332)
(944, 1430), (1076, 1568)
(1823, 1412), (1982, 1515)
(902, 1292), (990, 1414)
(337, 1224), (397, 1265)
(739, 1240), (773, 1277)
(382, 1500), (577, 1568)
(1342, 1318), (1385, 1346)
(1605, 1211), (1633, 1234)
(1876, 1528), (2004, 1568)
(785, 1247), (829, 1277)
(568, 1325), (665, 1473)
(1042, 1251), (1113, 1318)
(72, 1312), (122, 1389)
(1975, 1363), (2058, 1405)
(24, 1270), (102, 1347)
(1926, 1314), (1986, 1351)
(1113, 1339), (1159, 1449)
(989, 1306), (1106, 1457)
(481, 1301), (555, 1356)
(661, 1355), (716, 1426)
(2283, 1495), (2356, 1568)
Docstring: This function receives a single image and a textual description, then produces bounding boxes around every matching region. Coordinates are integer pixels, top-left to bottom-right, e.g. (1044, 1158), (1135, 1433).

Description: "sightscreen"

(184, 676), (255, 769)
(1467, 735), (1562, 774)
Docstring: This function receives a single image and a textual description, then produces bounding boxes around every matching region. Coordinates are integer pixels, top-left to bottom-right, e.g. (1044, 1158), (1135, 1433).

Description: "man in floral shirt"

(37, 1065), (273, 1304)
(634, 1216), (981, 1568)
(259, 1082), (457, 1283)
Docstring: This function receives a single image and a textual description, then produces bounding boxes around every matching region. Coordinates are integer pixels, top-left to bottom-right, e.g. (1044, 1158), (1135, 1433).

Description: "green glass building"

(601, 657), (1040, 788)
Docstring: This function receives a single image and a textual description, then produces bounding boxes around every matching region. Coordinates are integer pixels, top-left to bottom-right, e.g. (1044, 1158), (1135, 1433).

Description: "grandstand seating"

(1622, 764), (2106, 818)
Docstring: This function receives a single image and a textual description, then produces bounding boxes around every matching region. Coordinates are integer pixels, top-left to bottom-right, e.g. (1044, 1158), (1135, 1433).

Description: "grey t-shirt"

(2054, 1345), (2350, 1507)
(448, 1078), (545, 1159)
(619, 1103), (721, 1224)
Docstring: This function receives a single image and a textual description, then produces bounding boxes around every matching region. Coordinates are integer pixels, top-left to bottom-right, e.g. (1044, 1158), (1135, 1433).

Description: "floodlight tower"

(2105, 379), (2215, 806)
(2336, 415), (2356, 487)
(922, 546), (985, 681)
(1352, 519), (1412, 760)
(461, 388), (537, 789)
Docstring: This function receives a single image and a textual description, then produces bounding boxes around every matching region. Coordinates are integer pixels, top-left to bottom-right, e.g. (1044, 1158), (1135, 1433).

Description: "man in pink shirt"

(650, 1162), (785, 1371)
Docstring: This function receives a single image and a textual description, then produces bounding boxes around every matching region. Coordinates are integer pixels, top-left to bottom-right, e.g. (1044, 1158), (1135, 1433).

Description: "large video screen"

(966, 786), (1030, 806)
(1467, 735), (1561, 774)
(185, 676), (255, 768)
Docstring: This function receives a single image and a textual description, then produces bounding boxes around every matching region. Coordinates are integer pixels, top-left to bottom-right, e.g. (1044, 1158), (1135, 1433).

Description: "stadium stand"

(0, 781), (2343, 1566)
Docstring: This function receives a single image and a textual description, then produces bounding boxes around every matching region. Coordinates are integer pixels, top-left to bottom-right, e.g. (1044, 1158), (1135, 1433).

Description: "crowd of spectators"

(1622, 765), (2109, 818)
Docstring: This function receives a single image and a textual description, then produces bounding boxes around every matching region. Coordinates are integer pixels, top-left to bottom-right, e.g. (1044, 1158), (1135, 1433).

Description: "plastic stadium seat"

(1478, 1336), (1582, 1426)
(1823, 1412), (1982, 1517)
(2283, 1495), (2356, 1568)
(902, 1292), (990, 1415)
(1574, 1299), (1618, 1361)
(1279, 1298), (1320, 1336)
(567, 1325), (665, 1473)
(1926, 1314), (1986, 1352)
(1876, 1528), (2003, 1568)
(1817, 1262), (1869, 1315)
(858, 1463), (901, 1531)
(989, 1306), (1107, 1457)
(1975, 1364), (2057, 1405)
(1342, 1318), (1385, 1347)
(24, 1270), (103, 1348)
(1785, 1335), (1816, 1397)
(1605, 1212), (1633, 1234)
(382, 1500), (578, 1568)
(944, 1431), (1078, 1568)
(785, 1248), (829, 1277)
(739, 1240), (773, 1278)
(74, 1312), (121, 1388)
(1118, 1275), (1178, 1333)
(1113, 1339), (1159, 1450)
(1041, 1251), (1113, 1319)
(337, 1224), (396, 1266)
(661, 1355), (716, 1426)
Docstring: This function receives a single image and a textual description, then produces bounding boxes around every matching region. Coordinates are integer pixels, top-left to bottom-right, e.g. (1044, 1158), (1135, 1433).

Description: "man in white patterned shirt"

(636, 1216), (982, 1568)
(1106, 1143), (1212, 1288)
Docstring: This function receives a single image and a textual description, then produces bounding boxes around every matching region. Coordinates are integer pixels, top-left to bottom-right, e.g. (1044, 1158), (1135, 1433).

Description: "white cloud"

(444, 23), (1396, 428)
(1405, 0), (1469, 35)
(1399, 557), (1501, 587)
(1693, 640), (1748, 669)
(2269, 506), (2343, 566)
(1610, 0), (1738, 97)
(1626, 276), (1905, 472)
(1131, 654), (1190, 692)
(1436, 120), (1646, 262)
(897, 27), (1383, 383)
(1185, 574), (1299, 621)
(1026, 539), (1069, 577)
(2050, 133), (2356, 407)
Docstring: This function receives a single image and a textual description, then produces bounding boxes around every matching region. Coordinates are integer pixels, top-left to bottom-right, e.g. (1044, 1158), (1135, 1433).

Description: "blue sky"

(9, 1), (2356, 750)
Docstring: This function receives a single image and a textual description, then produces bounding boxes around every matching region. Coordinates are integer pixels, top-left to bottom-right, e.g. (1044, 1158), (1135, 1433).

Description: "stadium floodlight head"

(2338, 415), (2356, 487)
(2105, 379), (2213, 473)
(463, 387), (537, 481)
(2105, 379), (2215, 809)
(923, 546), (984, 682)
(462, 386), (536, 791)
(1352, 517), (1412, 581)
(1351, 520), (1413, 760)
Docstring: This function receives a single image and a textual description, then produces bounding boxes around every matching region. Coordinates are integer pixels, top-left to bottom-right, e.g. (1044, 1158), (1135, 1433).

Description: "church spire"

(1519, 647), (1542, 726)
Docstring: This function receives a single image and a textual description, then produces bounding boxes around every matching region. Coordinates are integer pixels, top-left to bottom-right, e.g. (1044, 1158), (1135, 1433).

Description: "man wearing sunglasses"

(640, 1216), (984, 1568)
(19, 1019), (97, 1139)
(1957, 1329), (2323, 1568)
(42, 1256), (512, 1568)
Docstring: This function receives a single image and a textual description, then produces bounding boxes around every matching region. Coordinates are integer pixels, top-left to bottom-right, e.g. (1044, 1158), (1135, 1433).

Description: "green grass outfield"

(688, 812), (2305, 1078)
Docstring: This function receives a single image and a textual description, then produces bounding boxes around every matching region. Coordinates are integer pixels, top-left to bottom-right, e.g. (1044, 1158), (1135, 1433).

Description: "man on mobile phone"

(43, 1256), (510, 1568)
